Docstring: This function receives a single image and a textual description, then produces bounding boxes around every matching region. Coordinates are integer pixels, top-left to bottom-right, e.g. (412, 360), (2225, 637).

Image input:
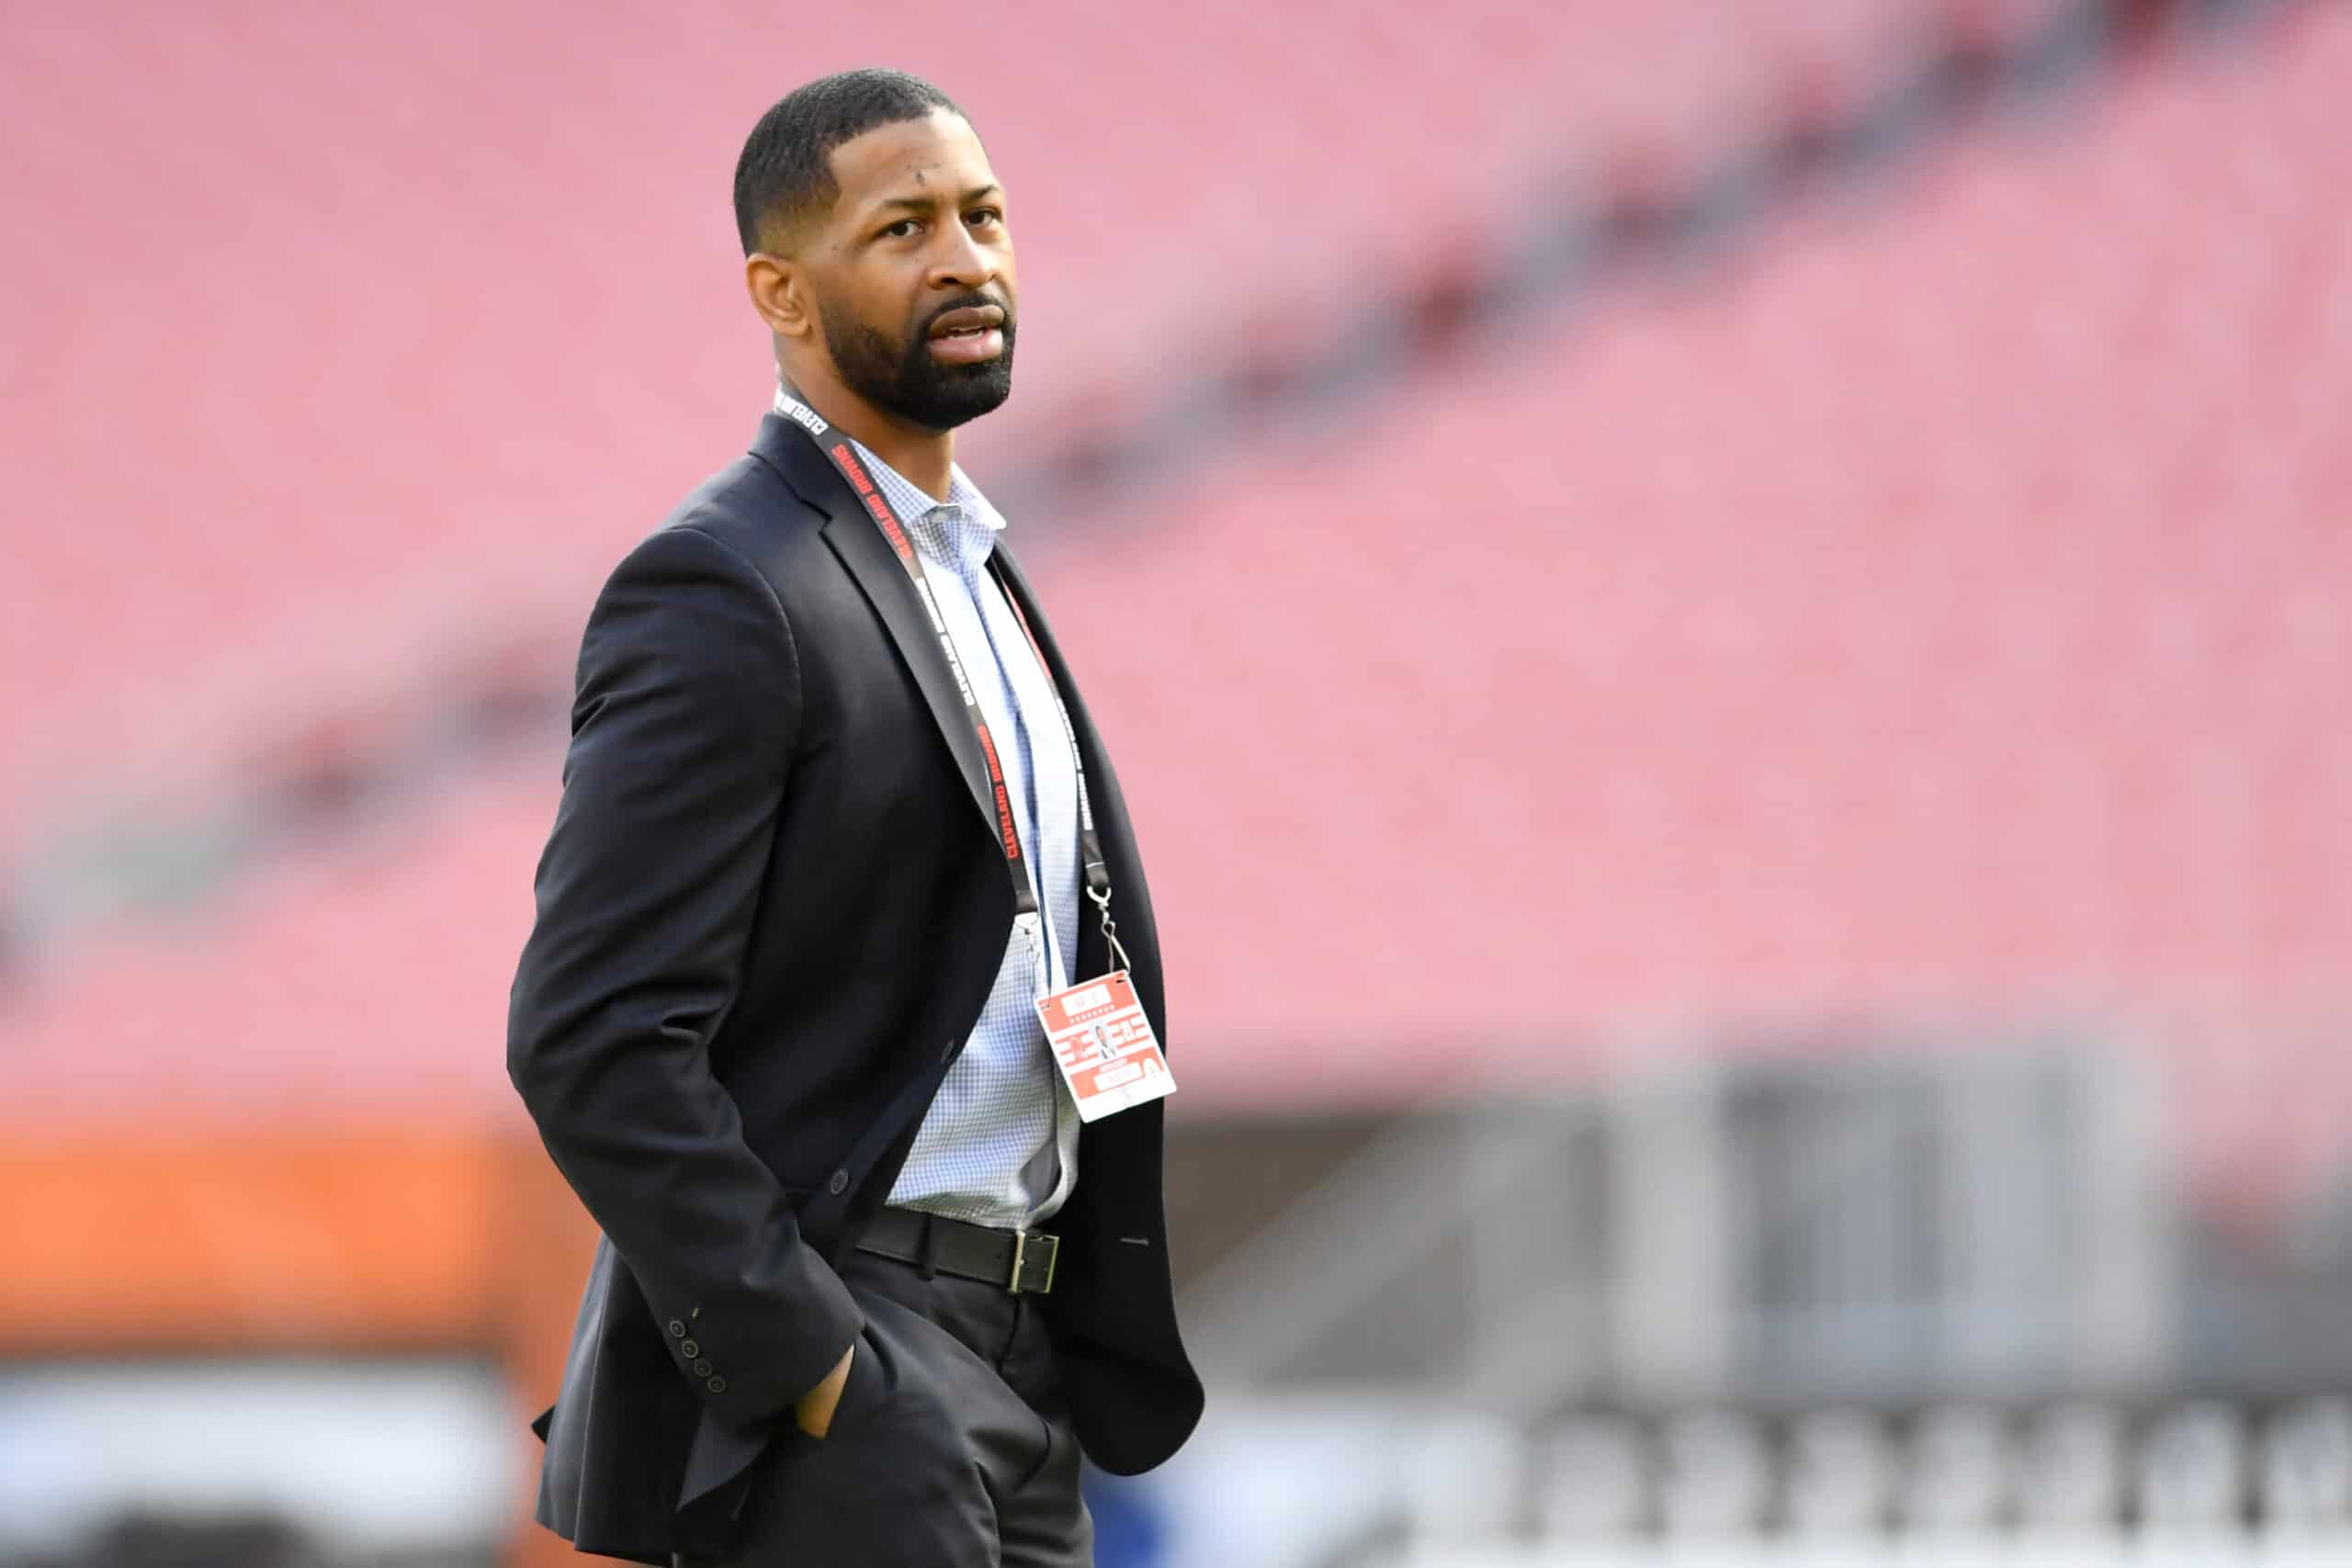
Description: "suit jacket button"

(667, 1320), (686, 1338)
(941, 1039), (957, 1062)
(828, 1170), (849, 1195)
(680, 1339), (699, 1359)
(692, 1359), (713, 1377)
(707, 1376), (728, 1394)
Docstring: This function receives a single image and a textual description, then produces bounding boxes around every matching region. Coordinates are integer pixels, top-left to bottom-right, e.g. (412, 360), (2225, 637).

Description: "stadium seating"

(3, 1), (2347, 1218)
(0, 0), (2058, 836)
(0, 763), (552, 1122)
(1030, 6), (2352, 1198)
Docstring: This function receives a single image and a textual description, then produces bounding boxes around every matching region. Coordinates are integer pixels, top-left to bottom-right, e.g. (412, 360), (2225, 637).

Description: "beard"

(820, 291), (1016, 432)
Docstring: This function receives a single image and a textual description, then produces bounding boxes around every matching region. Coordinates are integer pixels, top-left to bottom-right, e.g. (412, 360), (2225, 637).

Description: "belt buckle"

(1006, 1229), (1059, 1294)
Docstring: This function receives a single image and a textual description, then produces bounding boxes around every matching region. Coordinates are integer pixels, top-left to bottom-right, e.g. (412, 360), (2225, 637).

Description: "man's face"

(808, 110), (1016, 431)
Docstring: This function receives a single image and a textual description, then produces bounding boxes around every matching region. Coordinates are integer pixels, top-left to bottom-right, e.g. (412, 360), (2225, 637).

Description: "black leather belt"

(855, 1205), (1060, 1295)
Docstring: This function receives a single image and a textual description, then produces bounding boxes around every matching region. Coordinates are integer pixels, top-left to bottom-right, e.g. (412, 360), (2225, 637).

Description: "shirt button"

(707, 1376), (728, 1394)
(667, 1320), (686, 1338)
(828, 1169), (849, 1195)
(680, 1339), (699, 1359)
(693, 1359), (714, 1378)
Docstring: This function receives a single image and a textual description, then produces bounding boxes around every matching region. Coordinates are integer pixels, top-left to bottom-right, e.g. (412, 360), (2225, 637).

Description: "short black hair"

(732, 68), (967, 254)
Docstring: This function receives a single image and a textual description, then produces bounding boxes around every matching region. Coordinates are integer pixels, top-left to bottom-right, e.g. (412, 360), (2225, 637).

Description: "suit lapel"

(750, 414), (997, 838)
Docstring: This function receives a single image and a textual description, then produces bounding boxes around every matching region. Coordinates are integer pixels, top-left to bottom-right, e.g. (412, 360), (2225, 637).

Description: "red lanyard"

(777, 389), (1119, 957)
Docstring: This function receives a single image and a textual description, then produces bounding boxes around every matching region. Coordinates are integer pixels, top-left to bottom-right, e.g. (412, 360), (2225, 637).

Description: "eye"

(966, 208), (1002, 230)
(881, 218), (922, 240)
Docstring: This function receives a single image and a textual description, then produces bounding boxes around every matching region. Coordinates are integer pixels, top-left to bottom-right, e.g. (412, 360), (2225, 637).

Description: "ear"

(745, 252), (815, 342)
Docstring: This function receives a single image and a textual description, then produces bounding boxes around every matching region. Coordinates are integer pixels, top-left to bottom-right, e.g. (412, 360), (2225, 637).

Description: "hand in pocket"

(794, 1342), (855, 1438)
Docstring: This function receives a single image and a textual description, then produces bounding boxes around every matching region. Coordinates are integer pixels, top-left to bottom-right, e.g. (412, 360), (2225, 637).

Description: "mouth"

(927, 303), (1007, 365)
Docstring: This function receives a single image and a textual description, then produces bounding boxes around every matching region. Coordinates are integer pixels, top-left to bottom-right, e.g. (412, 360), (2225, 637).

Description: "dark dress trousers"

(506, 412), (1204, 1563)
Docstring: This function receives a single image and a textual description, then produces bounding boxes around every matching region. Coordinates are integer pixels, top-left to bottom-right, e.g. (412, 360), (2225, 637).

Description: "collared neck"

(846, 435), (1003, 532)
(771, 383), (1005, 570)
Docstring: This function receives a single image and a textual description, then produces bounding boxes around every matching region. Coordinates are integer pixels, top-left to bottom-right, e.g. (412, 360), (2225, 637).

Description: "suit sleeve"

(507, 524), (860, 1430)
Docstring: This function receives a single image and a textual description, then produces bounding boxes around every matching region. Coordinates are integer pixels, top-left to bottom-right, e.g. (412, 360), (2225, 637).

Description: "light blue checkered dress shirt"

(839, 432), (1083, 1230)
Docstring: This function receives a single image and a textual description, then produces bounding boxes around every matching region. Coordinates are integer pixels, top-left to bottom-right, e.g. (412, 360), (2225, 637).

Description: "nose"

(926, 220), (1000, 294)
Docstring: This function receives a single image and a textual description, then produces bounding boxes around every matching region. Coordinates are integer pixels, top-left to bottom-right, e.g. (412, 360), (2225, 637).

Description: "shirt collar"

(771, 383), (1004, 539)
(854, 438), (1004, 535)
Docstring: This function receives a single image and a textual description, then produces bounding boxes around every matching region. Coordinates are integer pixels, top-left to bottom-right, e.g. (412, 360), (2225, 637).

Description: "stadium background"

(3, 0), (2350, 1562)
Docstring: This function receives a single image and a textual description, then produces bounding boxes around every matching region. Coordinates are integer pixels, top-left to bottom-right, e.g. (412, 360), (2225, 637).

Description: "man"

(507, 68), (1202, 1567)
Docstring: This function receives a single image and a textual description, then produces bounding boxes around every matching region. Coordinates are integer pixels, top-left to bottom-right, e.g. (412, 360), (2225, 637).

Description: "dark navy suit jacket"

(507, 412), (1203, 1562)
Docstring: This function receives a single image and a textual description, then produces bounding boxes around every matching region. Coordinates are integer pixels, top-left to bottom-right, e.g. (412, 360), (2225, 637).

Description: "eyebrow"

(868, 183), (1002, 218)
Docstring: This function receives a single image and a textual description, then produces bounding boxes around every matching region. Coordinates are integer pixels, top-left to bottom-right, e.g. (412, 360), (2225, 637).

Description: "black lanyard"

(776, 389), (1124, 964)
